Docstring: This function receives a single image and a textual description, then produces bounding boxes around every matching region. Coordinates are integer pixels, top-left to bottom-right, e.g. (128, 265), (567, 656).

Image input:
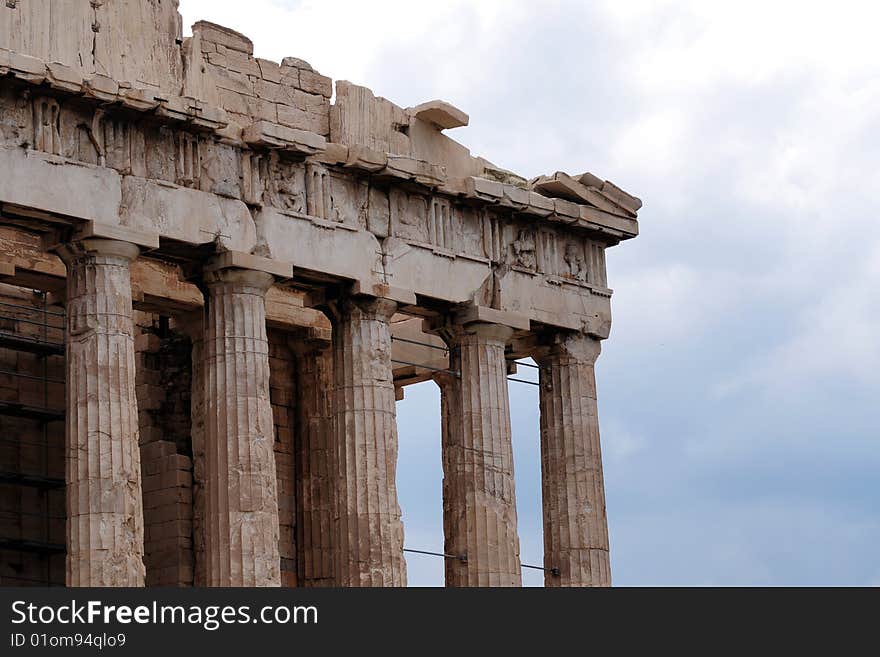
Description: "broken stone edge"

(0, 46), (638, 242)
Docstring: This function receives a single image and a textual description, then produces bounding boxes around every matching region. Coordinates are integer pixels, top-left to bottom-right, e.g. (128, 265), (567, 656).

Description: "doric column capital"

(55, 237), (141, 266)
(323, 293), (398, 325)
(186, 250), (291, 294)
(433, 304), (523, 349)
(201, 265), (275, 292)
(431, 370), (457, 392)
(436, 322), (513, 349)
(533, 331), (601, 366)
(455, 321), (514, 346)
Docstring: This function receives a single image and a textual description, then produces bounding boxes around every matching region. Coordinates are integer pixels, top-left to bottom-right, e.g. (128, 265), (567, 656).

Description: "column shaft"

(536, 335), (611, 587)
(62, 238), (145, 586)
(185, 317), (207, 587)
(202, 268), (280, 586)
(329, 296), (406, 586)
(441, 322), (521, 587)
(293, 342), (335, 586)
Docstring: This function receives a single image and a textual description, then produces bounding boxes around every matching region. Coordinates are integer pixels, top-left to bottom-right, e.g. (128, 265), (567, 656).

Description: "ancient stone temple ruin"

(0, 1), (640, 587)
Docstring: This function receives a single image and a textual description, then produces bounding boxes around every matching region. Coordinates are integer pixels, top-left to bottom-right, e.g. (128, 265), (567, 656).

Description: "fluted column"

(292, 340), (335, 586)
(432, 371), (467, 581)
(327, 295), (406, 586)
(535, 333), (611, 587)
(201, 266), (280, 586)
(60, 238), (145, 586)
(439, 321), (521, 587)
(178, 312), (207, 586)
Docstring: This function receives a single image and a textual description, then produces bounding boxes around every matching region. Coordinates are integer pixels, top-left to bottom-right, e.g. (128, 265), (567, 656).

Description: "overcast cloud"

(180, 0), (880, 585)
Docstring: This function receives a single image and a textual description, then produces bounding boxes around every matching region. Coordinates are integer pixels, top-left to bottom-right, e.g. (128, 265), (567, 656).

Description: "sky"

(179, 0), (880, 586)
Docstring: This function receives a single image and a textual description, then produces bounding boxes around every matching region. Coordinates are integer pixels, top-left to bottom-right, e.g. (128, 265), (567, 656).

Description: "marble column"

(178, 312), (207, 587)
(201, 266), (281, 586)
(439, 321), (522, 587)
(60, 238), (145, 586)
(292, 340), (335, 586)
(432, 371), (466, 582)
(327, 295), (406, 586)
(535, 333), (611, 587)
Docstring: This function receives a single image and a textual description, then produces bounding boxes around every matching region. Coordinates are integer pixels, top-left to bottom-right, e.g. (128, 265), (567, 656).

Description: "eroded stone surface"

(326, 296), (406, 587)
(535, 334), (611, 587)
(178, 312), (207, 587)
(0, 0), (182, 93)
(293, 340), (335, 586)
(201, 266), (281, 587)
(437, 321), (521, 587)
(59, 238), (145, 587)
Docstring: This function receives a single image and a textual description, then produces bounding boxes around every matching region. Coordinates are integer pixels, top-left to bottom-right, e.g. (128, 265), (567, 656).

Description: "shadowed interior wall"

(0, 283), (65, 586)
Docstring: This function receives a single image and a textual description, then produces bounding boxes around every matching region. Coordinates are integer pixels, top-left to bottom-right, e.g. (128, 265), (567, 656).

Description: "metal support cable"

(507, 377), (539, 386)
(391, 358), (460, 377)
(403, 548), (466, 562)
(522, 563), (560, 576)
(404, 546), (558, 575)
(392, 336), (448, 352)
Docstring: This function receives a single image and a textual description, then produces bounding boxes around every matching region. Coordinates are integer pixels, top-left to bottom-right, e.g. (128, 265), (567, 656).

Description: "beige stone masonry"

(140, 441), (194, 587)
(201, 266), (280, 586)
(0, 0), (182, 93)
(58, 238), (145, 586)
(535, 334), (611, 587)
(437, 319), (522, 587)
(326, 295), (406, 587)
(292, 339), (336, 586)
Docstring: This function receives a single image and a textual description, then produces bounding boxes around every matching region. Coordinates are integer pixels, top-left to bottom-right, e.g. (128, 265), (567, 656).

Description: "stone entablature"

(0, 2), (639, 340)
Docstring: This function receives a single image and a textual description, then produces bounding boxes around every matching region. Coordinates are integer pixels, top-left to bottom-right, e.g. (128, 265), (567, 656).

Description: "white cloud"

(602, 420), (648, 464)
(714, 249), (880, 400)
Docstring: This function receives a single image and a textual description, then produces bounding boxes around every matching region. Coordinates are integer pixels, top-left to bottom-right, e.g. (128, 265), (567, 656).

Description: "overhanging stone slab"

(203, 250), (293, 279)
(243, 121), (327, 154)
(408, 100), (469, 130)
(455, 305), (530, 331)
(0, 148), (121, 226)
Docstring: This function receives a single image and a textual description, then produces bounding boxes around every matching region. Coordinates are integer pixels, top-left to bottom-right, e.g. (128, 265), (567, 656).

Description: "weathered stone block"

(257, 58), (282, 83)
(193, 21), (254, 55)
(277, 104), (330, 136)
(299, 69), (332, 98)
